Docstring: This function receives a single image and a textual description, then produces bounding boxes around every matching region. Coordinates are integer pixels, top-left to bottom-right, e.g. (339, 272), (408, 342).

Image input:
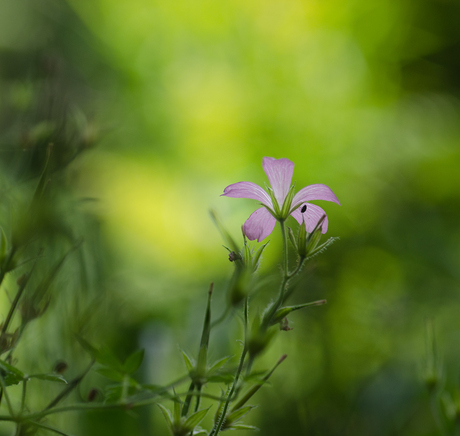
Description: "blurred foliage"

(1, 0), (460, 435)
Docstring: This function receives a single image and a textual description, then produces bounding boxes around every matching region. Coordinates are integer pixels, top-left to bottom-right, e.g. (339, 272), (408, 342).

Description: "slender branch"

(27, 421), (75, 436)
(211, 306), (232, 328)
(1, 257), (38, 336)
(43, 360), (94, 411)
(209, 298), (249, 436)
(181, 381), (195, 417)
(0, 372), (14, 417)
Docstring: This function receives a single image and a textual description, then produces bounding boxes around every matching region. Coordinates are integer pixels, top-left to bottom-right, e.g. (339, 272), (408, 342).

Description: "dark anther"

(301, 205), (307, 213)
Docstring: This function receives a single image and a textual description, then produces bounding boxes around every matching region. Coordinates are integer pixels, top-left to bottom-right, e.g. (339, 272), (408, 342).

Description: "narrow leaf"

(225, 405), (256, 426)
(0, 359), (24, 386)
(173, 395), (181, 426)
(123, 349), (145, 374)
(252, 241), (269, 272)
(96, 368), (124, 382)
(157, 403), (174, 430)
(227, 424), (259, 431)
(209, 210), (239, 252)
(305, 236), (339, 260)
(184, 407), (210, 430)
(75, 335), (98, 358)
(207, 356), (232, 375)
(28, 373), (67, 384)
(181, 349), (195, 373)
(95, 346), (122, 370)
(0, 227), (7, 258)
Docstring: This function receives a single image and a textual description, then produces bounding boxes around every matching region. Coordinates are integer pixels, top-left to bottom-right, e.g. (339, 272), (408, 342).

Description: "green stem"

(287, 256), (306, 280)
(0, 372), (14, 417)
(1, 250), (31, 336)
(43, 360), (94, 411)
(210, 347), (247, 436)
(280, 220), (288, 276)
(211, 306), (232, 328)
(0, 247), (16, 289)
(262, 222), (306, 329)
(1, 390), (226, 423)
(194, 384), (202, 412)
(21, 378), (27, 413)
(209, 299), (249, 436)
(181, 381), (195, 417)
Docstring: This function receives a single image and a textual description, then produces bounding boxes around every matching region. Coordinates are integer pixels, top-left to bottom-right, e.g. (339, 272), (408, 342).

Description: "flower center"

(301, 204), (307, 213)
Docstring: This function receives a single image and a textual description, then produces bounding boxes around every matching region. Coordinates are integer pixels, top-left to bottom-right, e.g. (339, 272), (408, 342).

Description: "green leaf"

(226, 424), (258, 431)
(305, 236), (339, 260)
(96, 368), (124, 382)
(0, 227), (7, 259)
(197, 284), (213, 374)
(243, 371), (267, 383)
(104, 384), (138, 403)
(209, 210), (239, 253)
(207, 356), (232, 375)
(191, 427), (208, 435)
(207, 372), (235, 384)
(184, 407), (210, 430)
(76, 337), (121, 370)
(157, 403), (174, 430)
(96, 346), (122, 370)
(123, 349), (145, 374)
(75, 335), (99, 358)
(252, 241), (269, 272)
(181, 349), (195, 373)
(173, 396), (181, 426)
(225, 406), (256, 426)
(0, 359), (24, 386)
(287, 227), (297, 250)
(28, 373), (67, 384)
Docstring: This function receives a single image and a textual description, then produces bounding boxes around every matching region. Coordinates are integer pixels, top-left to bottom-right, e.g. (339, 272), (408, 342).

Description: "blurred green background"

(1, 0), (460, 434)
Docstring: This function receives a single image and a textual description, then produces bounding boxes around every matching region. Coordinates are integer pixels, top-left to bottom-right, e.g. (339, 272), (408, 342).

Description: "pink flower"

(222, 157), (340, 242)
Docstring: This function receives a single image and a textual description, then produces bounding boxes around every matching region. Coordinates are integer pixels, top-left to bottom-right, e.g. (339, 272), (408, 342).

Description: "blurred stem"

(281, 220), (288, 276)
(194, 384), (202, 412)
(181, 381), (195, 417)
(211, 306), (232, 328)
(231, 354), (287, 412)
(121, 374), (129, 403)
(21, 378), (27, 413)
(5, 390), (226, 423)
(261, 221), (290, 329)
(209, 298), (249, 436)
(0, 247), (16, 289)
(288, 256), (306, 280)
(0, 372), (14, 417)
(1, 261), (37, 337)
(43, 360), (94, 411)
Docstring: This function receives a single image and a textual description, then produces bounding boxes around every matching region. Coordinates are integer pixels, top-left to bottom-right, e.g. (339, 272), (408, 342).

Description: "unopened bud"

(280, 317), (293, 331)
(298, 214), (326, 258)
(53, 360), (68, 374)
(228, 251), (241, 262)
(87, 388), (100, 402)
(16, 274), (27, 287)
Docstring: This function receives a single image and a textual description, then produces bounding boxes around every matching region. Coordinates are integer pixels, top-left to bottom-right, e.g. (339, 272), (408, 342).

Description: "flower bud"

(87, 388), (100, 402)
(298, 214), (326, 258)
(279, 317), (293, 331)
(53, 360), (68, 374)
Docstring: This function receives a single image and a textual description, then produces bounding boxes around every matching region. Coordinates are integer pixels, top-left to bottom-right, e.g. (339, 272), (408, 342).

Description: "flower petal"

(262, 157), (294, 207)
(243, 207), (277, 242)
(221, 182), (272, 207)
(291, 203), (329, 233)
(292, 184), (340, 207)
